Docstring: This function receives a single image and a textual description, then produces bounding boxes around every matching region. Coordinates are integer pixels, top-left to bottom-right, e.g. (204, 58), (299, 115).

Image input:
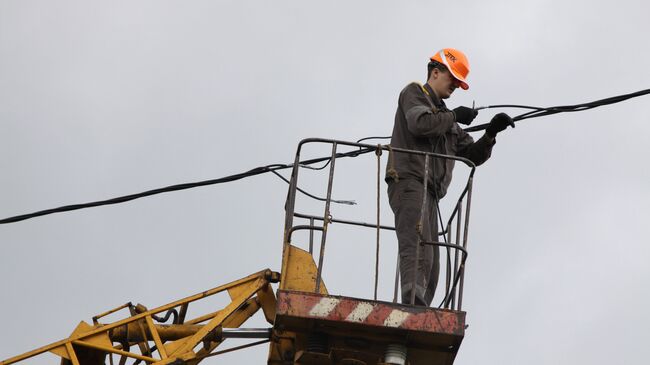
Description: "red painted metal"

(273, 290), (466, 364)
(275, 290), (465, 336)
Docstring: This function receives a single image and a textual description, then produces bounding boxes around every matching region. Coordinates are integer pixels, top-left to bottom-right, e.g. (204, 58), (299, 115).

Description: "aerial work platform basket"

(1, 139), (476, 365)
(268, 139), (475, 364)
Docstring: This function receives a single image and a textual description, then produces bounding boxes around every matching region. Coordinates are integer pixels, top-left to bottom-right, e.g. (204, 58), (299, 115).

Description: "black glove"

(486, 112), (515, 137)
(452, 106), (478, 125)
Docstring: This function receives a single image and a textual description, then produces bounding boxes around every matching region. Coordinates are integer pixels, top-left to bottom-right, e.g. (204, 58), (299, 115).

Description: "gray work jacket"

(386, 82), (495, 199)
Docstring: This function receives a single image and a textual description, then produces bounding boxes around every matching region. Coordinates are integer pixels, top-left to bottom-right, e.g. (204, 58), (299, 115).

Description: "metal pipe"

(458, 177), (473, 311)
(92, 302), (132, 324)
(452, 201), (462, 310)
(199, 339), (270, 360)
(315, 142), (338, 293)
(294, 212), (395, 231)
(110, 326), (271, 343)
(393, 256), (400, 303)
(434, 245), (469, 309)
(309, 218), (314, 255)
(110, 323), (206, 342)
(444, 223), (452, 308)
(374, 146), (382, 301)
(287, 225), (324, 244)
(283, 151), (302, 243)
(420, 238), (469, 309)
(221, 328), (271, 339)
(297, 138), (477, 169)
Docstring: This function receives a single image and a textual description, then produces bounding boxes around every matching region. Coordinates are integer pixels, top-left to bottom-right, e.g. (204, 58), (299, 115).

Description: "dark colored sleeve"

(456, 127), (495, 166)
(401, 83), (456, 137)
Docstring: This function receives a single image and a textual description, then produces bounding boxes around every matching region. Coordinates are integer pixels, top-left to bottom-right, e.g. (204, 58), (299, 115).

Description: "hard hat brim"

(431, 49), (470, 90)
(448, 69), (469, 90)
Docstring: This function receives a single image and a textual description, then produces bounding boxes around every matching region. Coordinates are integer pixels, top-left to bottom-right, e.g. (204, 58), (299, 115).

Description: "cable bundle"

(2, 88), (648, 225)
(464, 88), (650, 132)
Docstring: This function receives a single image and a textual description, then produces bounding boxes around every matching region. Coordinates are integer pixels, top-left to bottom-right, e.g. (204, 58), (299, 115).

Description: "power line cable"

(356, 87), (650, 137)
(0, 148), (373, 225)
(464, 88), (650, 132)
(2, 88), (647, 225)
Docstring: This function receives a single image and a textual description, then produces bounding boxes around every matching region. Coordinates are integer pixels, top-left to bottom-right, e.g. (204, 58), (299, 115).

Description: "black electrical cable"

(299, 159), (332, 171)
(357, 87), (650, 138)
(3, 89), (647, 225)
(0, 165), (281, 224)
(0, 147), (374, 225)
(356, 136), (392, 144)
(464, 88), (650, 132)
(270, 170), (356, 205)
(152, 309), (178, 324)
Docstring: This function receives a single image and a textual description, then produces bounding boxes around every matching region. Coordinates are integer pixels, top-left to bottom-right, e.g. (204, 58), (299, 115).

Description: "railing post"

(444, 223), (452, 309)
(309, 217), (315, 255)
(393, 257), (400, 303)
(315, 142), (338, 293)
(451, 201), (462, 310)
(374, 146), (382, 301)
(458, 177), (473, 310)
(283, 151), (303, 243)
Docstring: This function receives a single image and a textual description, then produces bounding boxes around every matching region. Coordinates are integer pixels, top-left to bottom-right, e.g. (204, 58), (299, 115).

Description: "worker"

(386, 48), (514, 306)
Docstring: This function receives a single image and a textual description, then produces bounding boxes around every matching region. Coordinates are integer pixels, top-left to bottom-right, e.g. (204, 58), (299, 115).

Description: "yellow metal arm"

(1, 269), (279, 365)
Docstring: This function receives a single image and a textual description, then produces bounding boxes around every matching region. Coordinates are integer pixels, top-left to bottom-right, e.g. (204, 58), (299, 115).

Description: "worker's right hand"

(486, 113), (515, 137)
(452, 106), (478, 126)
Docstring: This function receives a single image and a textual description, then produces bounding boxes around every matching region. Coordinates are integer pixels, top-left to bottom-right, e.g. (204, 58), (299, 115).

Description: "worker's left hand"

(486, 113), (515, 137)
(452, 106), (478, 125)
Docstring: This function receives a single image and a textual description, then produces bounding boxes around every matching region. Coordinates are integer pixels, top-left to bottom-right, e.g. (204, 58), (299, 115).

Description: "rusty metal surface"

(275, 290), (465, 337)
(273, 290), (465, 365)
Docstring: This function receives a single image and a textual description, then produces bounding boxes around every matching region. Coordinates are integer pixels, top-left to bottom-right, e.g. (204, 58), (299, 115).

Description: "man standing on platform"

(386, 48), (514, 306)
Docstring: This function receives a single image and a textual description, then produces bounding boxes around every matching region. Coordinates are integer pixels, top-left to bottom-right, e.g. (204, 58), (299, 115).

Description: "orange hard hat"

(430, 48), (470, 90)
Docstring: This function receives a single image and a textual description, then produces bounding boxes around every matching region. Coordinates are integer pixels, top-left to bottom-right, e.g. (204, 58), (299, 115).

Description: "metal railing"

(282, 138), (476, 311)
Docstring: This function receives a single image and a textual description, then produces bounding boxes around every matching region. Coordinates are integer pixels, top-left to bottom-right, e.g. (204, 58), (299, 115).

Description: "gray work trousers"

(387, 178), (440, 306)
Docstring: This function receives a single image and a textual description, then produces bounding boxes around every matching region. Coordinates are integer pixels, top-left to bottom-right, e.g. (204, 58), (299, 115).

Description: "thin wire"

(474, 104), (544, 111)
(270, 170), (355, 205)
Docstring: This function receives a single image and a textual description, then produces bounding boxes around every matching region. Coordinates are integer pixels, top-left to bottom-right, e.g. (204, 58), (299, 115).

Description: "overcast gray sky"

(1, 1), (649, 364)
